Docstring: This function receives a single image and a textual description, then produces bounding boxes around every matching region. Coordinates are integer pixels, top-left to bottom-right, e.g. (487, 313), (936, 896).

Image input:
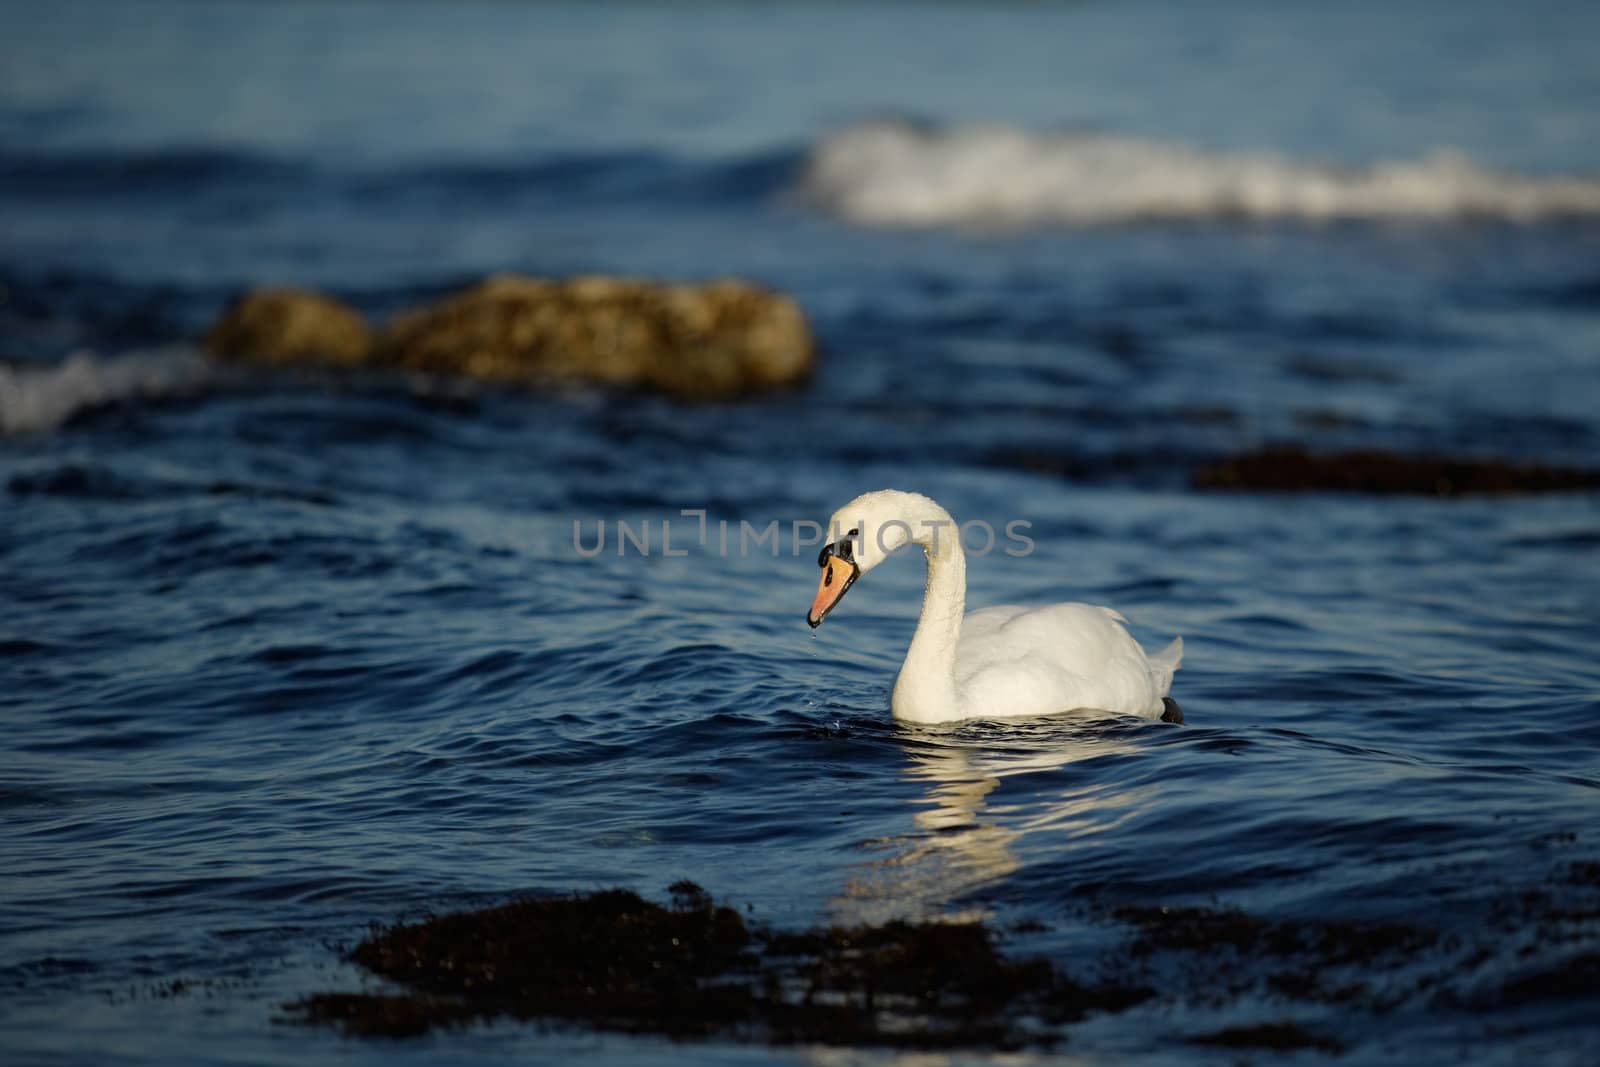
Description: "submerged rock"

(1194, 445), (1600, 496)
(206, 275), (814, 400)
(205, 288), (372, 367)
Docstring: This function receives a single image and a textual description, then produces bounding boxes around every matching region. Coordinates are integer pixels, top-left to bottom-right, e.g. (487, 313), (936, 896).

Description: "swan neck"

(892, 511), (966, 722)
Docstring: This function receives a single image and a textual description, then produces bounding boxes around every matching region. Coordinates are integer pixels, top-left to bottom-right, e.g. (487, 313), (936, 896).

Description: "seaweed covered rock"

(286, 883), (1149, 1047)
(205, 287), (372, 367)
(375, 275), (812, 400)
(206, 275), (814, 401)
(278, 856), (1600, 1051)
(341, 887), (756, 1038)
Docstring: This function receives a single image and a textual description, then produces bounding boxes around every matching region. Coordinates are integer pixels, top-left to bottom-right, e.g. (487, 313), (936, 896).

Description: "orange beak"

(807, 552), (860, 628)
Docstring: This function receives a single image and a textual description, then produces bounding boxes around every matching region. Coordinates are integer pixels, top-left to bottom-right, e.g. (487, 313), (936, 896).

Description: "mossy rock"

(375, 274), (813, 400)
(205, 275), (814, 401)
(205, 287), (372, 367)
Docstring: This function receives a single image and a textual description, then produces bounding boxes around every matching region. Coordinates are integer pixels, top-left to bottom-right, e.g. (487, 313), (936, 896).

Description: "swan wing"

(954, 602), (1178, 719)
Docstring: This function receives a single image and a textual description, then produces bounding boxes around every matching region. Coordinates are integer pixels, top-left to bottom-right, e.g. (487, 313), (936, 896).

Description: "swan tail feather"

(1149, 635), (1183, 697)
(1153, 635), (1184, 668)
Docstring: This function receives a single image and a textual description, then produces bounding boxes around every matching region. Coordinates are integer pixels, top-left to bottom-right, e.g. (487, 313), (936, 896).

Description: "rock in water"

(206, 275), (814, 401)
(205, 288), (373, 367)
(376, 275), (813, 400)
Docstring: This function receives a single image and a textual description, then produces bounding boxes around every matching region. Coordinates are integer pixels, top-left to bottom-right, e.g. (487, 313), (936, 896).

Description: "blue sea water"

(3, 0), (1600, 1063)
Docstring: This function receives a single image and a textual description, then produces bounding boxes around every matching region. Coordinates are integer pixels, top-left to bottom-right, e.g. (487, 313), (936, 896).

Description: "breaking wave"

(799, 120), (1600, 227)
(0, 349), (213, 436)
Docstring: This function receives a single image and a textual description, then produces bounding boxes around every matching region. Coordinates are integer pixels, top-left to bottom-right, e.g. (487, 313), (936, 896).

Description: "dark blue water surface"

(4, 1), (1600, 1064)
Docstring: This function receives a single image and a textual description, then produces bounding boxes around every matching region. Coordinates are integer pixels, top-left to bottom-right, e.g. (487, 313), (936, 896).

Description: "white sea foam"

(799, 121), (1600, 227)
(0, 349), (214, 436)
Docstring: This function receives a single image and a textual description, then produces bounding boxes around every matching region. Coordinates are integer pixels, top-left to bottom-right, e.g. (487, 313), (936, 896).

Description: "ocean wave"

(365, 148), (800, 205)
(799, 120), (1600, 226)
(0, 147), (305, 197)
(0, 349), (213, 436)
(0, 144), (797, 206)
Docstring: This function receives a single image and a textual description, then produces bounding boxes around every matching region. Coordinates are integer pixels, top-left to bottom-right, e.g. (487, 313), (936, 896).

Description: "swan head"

(806, 490), (930, 628)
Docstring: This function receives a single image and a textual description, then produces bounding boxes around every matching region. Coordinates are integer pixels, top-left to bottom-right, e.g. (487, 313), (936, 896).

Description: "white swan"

(806, 490), (1183, 724)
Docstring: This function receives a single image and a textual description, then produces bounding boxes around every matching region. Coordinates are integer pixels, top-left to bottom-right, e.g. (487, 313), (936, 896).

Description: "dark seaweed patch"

(286, 884), (1149, 1047)
(1194, 445), (1600, 496)
(1497, 952), (1600, 1006)
(286, 857), (1600, 1051)
(1108, 902), (1442, 1018)
(1114, 904), (1435, 965)
(1188, 1020), (1345, 1053)
(284, 992), (479, 1039)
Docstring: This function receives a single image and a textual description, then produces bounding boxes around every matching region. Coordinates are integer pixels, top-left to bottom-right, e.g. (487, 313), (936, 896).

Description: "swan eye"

(836, 538), (854, 562)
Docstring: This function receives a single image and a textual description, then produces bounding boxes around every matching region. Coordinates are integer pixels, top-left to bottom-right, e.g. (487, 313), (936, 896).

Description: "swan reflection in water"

(831, 713), (1160, 926)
